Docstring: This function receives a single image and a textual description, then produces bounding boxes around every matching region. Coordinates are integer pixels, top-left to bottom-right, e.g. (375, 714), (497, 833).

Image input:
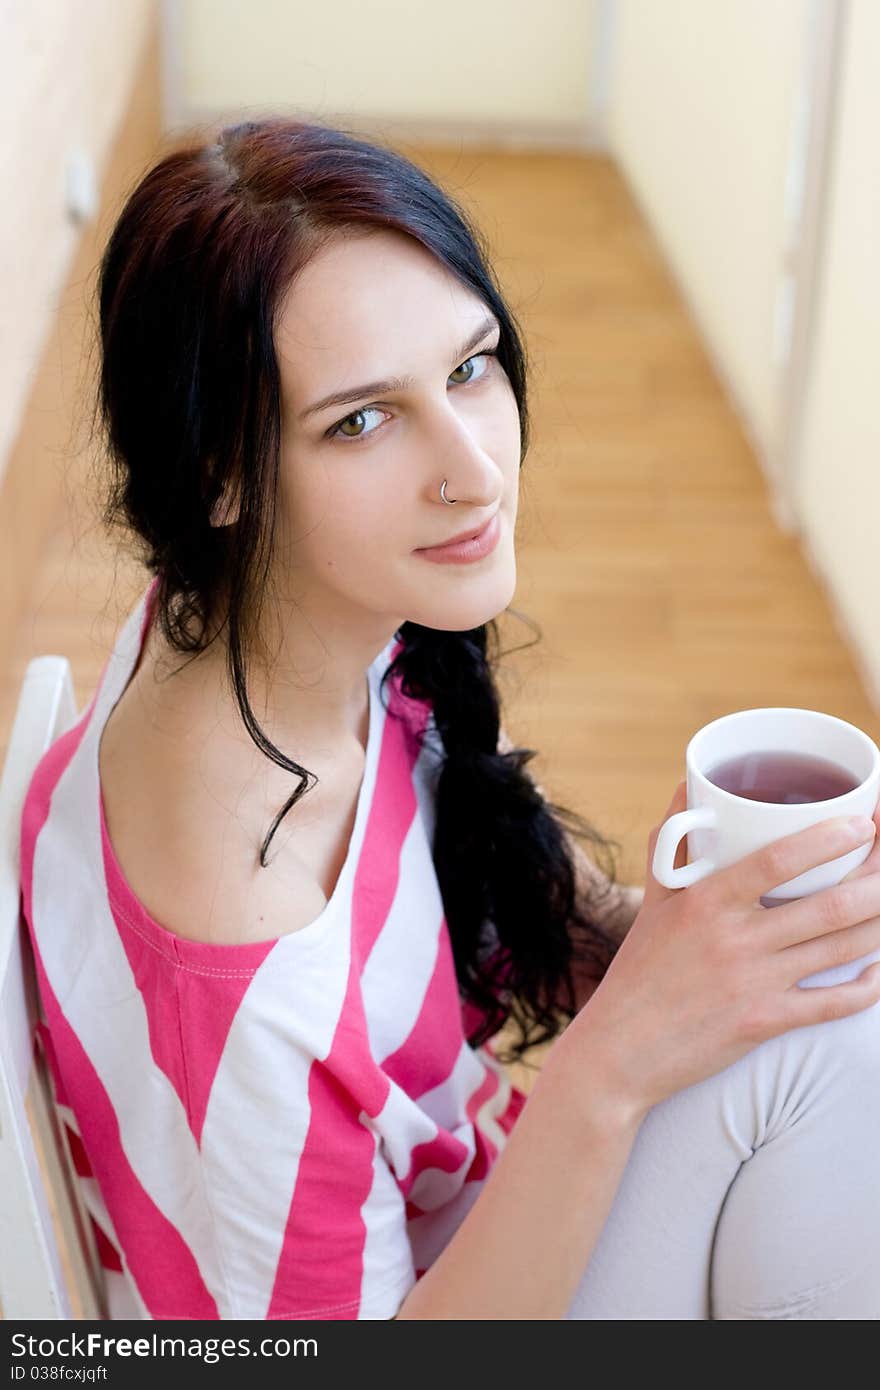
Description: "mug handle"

(652, 806), (718, 888)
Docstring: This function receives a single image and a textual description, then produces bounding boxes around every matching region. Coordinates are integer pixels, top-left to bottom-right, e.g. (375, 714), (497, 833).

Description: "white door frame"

(770, 0), (851, 534)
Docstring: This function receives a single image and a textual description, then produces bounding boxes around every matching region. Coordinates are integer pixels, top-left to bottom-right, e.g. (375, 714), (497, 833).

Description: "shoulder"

(98, 639), (361, 946)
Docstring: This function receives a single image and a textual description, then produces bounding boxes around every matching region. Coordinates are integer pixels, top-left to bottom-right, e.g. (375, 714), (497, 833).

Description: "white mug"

(652, 707), (880, 903)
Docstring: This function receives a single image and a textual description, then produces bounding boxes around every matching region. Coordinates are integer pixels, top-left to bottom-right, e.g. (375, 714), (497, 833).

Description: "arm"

(395, 1024), (645, 1318)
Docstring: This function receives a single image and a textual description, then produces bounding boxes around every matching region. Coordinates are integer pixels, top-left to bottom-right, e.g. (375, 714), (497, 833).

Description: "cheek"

(278, 448), (382, 545)
(306, 471), (394, 568)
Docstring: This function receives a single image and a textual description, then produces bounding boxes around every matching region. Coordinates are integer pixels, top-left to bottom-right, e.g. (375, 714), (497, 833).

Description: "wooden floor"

(4, 145), (879, 1086)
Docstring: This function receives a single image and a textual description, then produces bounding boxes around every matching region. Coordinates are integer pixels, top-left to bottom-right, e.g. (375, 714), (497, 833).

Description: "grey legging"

(564, 946), (880, 1319)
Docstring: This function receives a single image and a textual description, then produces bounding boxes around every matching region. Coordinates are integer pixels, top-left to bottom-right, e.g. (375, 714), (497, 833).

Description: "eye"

(326, 349), (499, 445)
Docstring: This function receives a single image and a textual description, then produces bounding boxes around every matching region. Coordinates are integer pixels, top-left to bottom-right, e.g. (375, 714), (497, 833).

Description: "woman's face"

(270, 227), (521, 641)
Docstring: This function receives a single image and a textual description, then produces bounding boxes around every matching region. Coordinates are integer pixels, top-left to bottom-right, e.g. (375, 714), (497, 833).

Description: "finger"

(642, 780), (688, 906)
(838, 797), (880, 884)
(762, 868), (880, 953)
(776, 959), (880, 1033)
(706, 814), (877, 910)
(778, 915), (880, 983)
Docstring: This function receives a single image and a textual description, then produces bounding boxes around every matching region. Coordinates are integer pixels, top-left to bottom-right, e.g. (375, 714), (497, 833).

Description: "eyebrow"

(298, 314), (501, 423)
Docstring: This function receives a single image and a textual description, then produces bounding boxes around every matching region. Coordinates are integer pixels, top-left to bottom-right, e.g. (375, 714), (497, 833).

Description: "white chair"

(0, 656), (108, 1319)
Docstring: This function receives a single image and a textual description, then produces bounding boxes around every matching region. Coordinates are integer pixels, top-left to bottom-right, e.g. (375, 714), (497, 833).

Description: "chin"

(409, 564), (517, 633)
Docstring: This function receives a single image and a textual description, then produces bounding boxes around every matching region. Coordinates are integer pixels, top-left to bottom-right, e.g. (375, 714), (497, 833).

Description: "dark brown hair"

(92, 116), (622, 1066)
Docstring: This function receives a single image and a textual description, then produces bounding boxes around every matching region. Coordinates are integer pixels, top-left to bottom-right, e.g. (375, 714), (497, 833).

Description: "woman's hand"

(560, 780), (880, 1122)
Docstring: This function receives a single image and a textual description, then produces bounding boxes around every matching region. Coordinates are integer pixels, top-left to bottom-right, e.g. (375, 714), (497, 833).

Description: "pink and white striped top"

(19, 578), (527, 1320)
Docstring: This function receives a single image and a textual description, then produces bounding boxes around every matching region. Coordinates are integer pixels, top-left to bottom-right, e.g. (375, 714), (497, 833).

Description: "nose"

(424, 399), (502, 506)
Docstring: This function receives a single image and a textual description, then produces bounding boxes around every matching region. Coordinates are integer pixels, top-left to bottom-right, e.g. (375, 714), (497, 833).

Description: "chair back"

(0, 656), (108, 1319)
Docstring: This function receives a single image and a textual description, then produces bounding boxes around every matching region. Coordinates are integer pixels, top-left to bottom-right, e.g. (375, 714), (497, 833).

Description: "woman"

(20, 117), (880, 1320)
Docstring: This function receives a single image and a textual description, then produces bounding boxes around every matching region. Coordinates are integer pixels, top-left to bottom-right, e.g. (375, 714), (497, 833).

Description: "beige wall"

(795, 0), (880, 705)
(606, 0), (809, 471)
(0, 9), (164, 690)
(0, 0), (155, 484)
(176, 0), (601, 142)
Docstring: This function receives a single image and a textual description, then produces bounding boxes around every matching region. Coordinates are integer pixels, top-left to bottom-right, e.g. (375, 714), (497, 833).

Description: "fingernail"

(846, 816), (876, 842)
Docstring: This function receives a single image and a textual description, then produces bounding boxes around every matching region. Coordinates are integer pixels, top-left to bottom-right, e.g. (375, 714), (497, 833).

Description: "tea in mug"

(704, 750), (860, 805)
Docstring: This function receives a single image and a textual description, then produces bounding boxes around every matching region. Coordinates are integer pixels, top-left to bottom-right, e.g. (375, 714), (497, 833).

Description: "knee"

(751, 992), (880, 1139)
(692, 986), (879, 1155)
(792, 945), (880, 1073)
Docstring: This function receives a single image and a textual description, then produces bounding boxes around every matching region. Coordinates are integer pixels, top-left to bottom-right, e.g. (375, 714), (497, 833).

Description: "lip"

(415, 511), (501, 564)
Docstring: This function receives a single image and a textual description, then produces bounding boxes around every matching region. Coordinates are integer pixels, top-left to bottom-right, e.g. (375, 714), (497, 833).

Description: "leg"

(564, 950), (880, 1319)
